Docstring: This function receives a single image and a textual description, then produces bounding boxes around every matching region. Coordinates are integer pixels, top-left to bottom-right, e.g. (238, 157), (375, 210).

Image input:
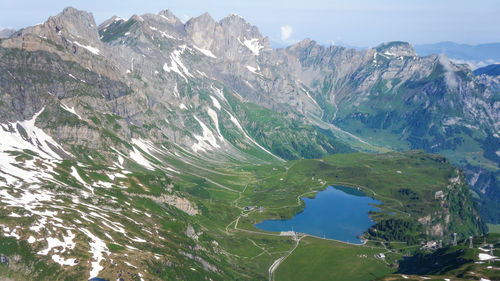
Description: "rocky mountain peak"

(130, 14), (145, 23)
(13, 6), (100, 46)
(219, 14), (263, 42)
(50, 7), (98, 39)
(374, 41), (417, 57)
(219, 13), (249, 27)
(287, 38), (317, 51)
(158, 9), (183, 25)
(97, 16), (125, 31)
(186, 12), (216, 28)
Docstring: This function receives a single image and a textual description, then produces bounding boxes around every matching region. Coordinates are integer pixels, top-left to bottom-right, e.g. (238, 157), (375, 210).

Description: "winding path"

(268, 234), (305, 281)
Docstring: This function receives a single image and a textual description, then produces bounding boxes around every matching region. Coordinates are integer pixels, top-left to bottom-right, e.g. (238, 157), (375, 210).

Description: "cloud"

(438, 54), (458, 90)
(280, 25), (293, 42)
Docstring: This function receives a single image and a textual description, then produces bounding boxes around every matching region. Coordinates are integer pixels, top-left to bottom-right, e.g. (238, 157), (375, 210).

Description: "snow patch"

(383, 51), (397, 57)
(148, 26), (176, 39)
(246, 65), (260, 75)
(124, 261), (137, 268)
(211, 86), (227, 102)
(442, 117), (462, 126)
(196, 70), (208, 77)
(72, 41), (100, 55)
(71, 166), (94, 193)
(479, 253), (498, 261)
(193, 45), (217, 58)
(129, 147), (155, 170)
(191, 117), (220, 153)
(163, 45), (192, 81)
(27, 236), (36, 243)
(96, 181), (113, 188)
(52, 254), (77, 266)
(80, 228), (109, 279)
(210, 96), (221, 110)
(131, 139), (164, 164)
(207, 108), (224, 141)
(131, 237), (147, 243)
(37, 230), (76, 255)
(2, 226), (20, 239)
(303, 90), (320, 108)
(60, 103), (82, 120)
(242, 38), (263, 55)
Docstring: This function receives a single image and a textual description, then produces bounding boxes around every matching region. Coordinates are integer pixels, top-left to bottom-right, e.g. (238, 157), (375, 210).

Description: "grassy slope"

(0, 134), (486, 280)
(487, 223), (500, 234)
(275, 236), (393, 281)
(0, 147), (486, 280)
(224, 90), (354, 161)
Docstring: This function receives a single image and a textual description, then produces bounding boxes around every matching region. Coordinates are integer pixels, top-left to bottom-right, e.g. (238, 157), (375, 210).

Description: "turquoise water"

(255, 186), (380, 244)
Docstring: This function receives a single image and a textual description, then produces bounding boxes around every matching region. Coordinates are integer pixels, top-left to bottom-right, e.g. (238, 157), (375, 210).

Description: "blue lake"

(255, 186), (380, 244)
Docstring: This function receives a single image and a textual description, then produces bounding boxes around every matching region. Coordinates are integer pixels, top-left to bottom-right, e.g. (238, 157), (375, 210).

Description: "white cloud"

(439, 54), (458, 90)
(280, 25), (293, 42)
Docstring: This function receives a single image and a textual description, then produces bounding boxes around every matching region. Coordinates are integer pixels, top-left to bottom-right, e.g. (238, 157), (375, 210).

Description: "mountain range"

(414, 41), (500, 69)
(0, 7), (499, 280)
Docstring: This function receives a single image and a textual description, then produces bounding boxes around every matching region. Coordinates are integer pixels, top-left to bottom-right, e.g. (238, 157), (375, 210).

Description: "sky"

(0, 0), (499, 48)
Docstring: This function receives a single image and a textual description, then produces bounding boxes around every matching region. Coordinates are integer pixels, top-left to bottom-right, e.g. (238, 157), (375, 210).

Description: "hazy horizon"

(1, 0), (499, 48)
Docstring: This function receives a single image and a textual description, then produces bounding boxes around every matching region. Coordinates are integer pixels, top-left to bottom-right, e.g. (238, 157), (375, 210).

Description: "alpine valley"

(0, 7), (499, 281)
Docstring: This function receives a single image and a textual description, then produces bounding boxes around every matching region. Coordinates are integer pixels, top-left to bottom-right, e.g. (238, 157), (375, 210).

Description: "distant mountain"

(474, 64), (500, 76)
(414, 41), (500, 69)
(0, 28), (15, 38)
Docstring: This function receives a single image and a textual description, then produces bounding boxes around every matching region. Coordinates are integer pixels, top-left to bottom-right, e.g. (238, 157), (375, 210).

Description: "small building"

(435, 190), (445, 200)
(421, 240), (439, 250)
(280, 231), (296, 236)
(376, 253), (385, 259)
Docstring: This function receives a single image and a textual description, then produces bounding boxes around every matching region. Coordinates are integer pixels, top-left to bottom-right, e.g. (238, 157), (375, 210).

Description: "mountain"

(475, 64), (500, 77)
(0, 7), (495, 280)
(281, 39), (500, 223)
(414, 41), (500, 69)
(0, 28), (15, 39)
